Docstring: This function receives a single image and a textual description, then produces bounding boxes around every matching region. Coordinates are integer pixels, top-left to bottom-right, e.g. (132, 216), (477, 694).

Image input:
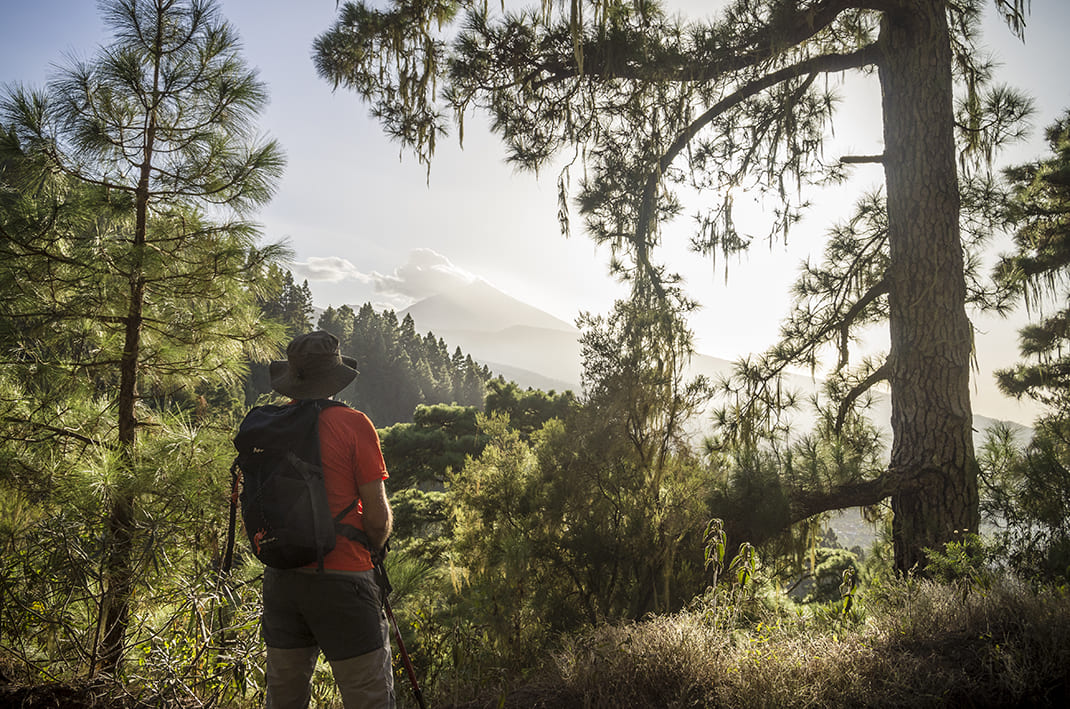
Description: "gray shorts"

(261, 567), (387, 661)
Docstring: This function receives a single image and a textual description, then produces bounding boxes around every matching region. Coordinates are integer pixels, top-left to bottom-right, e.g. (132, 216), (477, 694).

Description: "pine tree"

(259, 265), (315, 338)
(979, 111), (1070, 580)
(316, 303), (494, 424)
(1, 0), (283, 672)
(995, 112), (1070, 407)
(313, 0), (1033, 572)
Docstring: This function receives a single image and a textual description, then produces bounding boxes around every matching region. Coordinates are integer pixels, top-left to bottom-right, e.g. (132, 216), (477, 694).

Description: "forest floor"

(0, 675), (193, 709)
(0, 681), (125, 708)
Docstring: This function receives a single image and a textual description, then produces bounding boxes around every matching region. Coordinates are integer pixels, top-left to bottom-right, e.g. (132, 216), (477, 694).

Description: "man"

(262, 330), (395, 708)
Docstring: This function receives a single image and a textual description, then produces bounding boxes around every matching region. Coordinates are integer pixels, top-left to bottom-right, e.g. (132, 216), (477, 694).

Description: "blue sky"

(2, 0), (1067, 422)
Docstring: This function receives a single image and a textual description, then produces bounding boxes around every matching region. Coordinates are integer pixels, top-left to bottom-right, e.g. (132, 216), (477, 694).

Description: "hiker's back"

(314, 404), (388, 572)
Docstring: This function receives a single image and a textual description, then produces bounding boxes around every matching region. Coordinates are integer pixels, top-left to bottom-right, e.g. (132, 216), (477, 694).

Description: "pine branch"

(837, 277), (890, 369)
(1, 415), (113, 450)
(840, 154), (885, 164)
(788, 474), (892, 525)
(554, 0), (887, 85)
(634, 44), (881, 271)
(834, 362), (890, 435)
(723, 471), (894, 552)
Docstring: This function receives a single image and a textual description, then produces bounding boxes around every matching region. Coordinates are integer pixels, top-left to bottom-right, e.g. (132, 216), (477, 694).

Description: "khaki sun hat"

(268, 330), (358, 399)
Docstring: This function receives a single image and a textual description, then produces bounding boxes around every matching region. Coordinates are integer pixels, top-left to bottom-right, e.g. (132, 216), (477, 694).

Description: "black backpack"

(227, 398), (355, 571)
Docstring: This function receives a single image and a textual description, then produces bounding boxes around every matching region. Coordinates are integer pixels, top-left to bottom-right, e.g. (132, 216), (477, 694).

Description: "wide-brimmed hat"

(269, 330), (358, 399)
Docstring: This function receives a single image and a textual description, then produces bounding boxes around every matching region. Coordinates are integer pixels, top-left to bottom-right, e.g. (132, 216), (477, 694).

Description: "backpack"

(228, 398), (354, 570)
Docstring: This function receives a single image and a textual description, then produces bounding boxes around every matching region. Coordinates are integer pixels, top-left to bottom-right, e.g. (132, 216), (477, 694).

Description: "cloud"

(291, 256), (371, 284)
(372, 249), (477, 300)
(289, 249), (478, 306)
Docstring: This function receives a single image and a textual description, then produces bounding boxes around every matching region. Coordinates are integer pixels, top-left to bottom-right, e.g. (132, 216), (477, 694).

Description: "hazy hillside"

(400, 280), (584, 388)
(402, 280), (577, 334)
(394, 282), (1031, 439)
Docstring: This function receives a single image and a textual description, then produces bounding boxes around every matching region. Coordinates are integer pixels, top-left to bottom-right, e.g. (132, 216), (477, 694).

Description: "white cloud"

(372, 248), (477, 299)
(291, 256), (371, 284)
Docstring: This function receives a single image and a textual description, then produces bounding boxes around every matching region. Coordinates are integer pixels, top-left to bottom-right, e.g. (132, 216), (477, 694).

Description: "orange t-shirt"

(308, 404), (389, 572)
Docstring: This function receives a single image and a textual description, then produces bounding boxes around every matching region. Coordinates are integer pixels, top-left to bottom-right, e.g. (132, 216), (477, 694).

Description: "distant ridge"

(401, 280), (576, 334)
(479, 359), (577, 394)
(400, 281), (583, 387)
(378, 281), (1030, 440)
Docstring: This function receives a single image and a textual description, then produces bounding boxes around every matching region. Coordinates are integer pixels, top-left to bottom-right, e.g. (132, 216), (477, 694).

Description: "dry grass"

(444, 576), (1070, 708)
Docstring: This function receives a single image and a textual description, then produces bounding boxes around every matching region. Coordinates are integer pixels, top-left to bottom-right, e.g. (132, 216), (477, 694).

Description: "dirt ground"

(0, 679), (182, 709)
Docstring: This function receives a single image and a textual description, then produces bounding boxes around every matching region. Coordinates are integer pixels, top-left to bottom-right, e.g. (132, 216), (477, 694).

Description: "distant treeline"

(246, 270), (493, 425)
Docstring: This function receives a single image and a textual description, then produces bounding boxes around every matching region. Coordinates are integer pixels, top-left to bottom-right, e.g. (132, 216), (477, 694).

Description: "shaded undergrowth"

(3, 574), (1069, 708)
(445, 576), (1070, 709)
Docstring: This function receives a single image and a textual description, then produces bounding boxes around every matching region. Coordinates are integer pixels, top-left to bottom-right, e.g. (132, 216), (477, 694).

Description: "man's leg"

(265, 645), (318, 709)
(329, 621), (394, 709)
(301, 570), (395, 707)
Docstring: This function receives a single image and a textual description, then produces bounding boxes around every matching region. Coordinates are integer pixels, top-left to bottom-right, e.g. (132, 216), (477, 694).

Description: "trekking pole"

(383, 593), (428, 709)
(370, 553), (428, 709)
(222, 461), (240, 574)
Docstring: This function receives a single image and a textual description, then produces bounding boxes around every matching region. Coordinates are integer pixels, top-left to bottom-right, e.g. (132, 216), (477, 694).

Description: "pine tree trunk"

(96, 183), (148, 676)
(96, 279), (142, 675)
(878, 0), (980, 574)
(97, 23), (160, 672)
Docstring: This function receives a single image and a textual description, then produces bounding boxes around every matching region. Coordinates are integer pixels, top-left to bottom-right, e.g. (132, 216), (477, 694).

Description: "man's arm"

(358, 479), (393, 554)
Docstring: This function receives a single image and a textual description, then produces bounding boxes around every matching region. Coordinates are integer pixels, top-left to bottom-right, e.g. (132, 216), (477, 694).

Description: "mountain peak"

(401, 280), (577, 334)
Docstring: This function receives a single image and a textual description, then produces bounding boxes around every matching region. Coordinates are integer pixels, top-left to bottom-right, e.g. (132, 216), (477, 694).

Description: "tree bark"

(722, 475), (893, 560)
(878, 0), (979, 574)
